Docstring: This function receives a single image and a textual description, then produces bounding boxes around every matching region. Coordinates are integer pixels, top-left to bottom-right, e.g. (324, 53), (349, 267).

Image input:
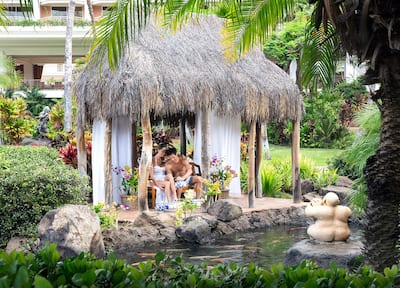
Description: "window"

(51, 6), (83, 18)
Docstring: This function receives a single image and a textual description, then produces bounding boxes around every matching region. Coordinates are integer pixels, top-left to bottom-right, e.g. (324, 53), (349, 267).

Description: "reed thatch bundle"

(74, 15), (302, 130)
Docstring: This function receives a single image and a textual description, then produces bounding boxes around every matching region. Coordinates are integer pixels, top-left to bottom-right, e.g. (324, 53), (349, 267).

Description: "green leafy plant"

(0, 146), (88, 248)
(112, 165), (138, 196)
(175, 189), (199, 226)
(0, 246), (399, 287)
(260, 165), (288, 198)
(91, 202), (119, 228)
(0, 97), (32, 144)
(312, 168), (339, 190)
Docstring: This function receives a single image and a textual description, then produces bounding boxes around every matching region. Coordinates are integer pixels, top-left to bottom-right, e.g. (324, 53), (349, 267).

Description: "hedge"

(0, 145), (88, 248)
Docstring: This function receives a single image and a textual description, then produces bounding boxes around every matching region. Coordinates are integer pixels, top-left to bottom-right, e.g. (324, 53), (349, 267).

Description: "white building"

(0, 0), (112, 97)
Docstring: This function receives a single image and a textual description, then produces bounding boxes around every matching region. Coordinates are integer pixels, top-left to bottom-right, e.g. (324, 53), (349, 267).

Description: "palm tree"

(308, 1), (400, 271)
(90, 0), (400, 270)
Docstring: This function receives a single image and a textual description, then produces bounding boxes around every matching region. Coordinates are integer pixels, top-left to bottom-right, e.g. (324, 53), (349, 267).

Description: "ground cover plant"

(1, 244), (399, 287)
(0, 145), (88, 248)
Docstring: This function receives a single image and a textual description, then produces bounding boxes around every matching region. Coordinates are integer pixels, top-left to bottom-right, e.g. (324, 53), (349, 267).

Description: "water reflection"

(118, 226), (308, 268)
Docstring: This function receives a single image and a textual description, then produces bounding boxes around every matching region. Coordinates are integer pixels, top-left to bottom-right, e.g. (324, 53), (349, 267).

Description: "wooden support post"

(104, 119), (113, 205)
(255, 122), (262, 198)
(132, 121), (137, 168)
(76, 126), (87, 176)
(180, 118), (187, 156)
(248, 121), (256, 208)
(138, 115), (152, 212)
(292, 119), (301, 203)
(200, 108), (210, 179)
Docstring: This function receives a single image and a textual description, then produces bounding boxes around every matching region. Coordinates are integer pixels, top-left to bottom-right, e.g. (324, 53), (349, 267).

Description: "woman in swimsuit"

(150, 147), (177, 207)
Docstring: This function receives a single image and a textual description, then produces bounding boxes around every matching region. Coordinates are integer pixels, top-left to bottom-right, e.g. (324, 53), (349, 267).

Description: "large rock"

(301, 180), (315, 194)
(207, 200), (243, 222)
(38, 204), (105, 258)
(284, 239), (363, 269)
(320, 185), (353, 205)
(175, 215), (218, 244)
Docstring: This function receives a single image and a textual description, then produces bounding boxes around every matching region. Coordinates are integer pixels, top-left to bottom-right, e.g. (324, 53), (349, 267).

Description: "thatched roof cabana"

(74, 15), (303, 210)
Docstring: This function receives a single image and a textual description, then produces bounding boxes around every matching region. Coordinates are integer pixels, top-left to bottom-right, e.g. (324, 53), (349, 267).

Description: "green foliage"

(329, 104), (380, 214)
(263, 20), (306, 70)
(22, 86), (58, 117)
(0, 97), (33, 144)
(91, 202), (119, 228)
(1, 246), (400, 287)
(260, 157), (337, 196)
(240, 160), (249, 192)
(312, 168), (338, 190)
(260, 164), (290, 198)
(0, 146), (88, 248)
(302, 89), (352, 148)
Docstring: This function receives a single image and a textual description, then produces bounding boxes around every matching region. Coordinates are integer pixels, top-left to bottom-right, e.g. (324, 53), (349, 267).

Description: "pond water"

(116, 226), (309, 268)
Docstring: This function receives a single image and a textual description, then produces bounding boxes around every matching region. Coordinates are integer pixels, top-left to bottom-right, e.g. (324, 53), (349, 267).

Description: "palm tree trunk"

(364, 55), (400, 270)
(64, 0), (74, 133)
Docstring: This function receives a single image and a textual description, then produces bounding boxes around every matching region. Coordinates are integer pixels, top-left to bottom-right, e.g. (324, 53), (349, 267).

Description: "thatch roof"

(74, 15), (302, 129)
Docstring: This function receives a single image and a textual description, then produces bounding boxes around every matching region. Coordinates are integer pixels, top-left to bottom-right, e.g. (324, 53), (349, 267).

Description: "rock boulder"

(38, 204), (105, 258)
(284, 239), (363, 269)
(207, 200), (243, 222)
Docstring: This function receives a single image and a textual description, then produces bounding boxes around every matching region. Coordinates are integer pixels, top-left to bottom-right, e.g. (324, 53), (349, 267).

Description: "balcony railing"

(23, 79), (64, 90)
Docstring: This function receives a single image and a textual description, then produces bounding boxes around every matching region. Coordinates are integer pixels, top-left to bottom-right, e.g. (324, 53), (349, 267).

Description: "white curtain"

(194, 110), (241, 197)
(111, 116), (132, 203)
(92, 119), (106, 205)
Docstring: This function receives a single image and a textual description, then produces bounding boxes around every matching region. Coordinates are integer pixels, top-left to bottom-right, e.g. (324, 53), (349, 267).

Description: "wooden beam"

(248, 121), (256, 208)
(180, 118), (187, 156)
(104, 119), (113, 205)
(292, 119), (301, 203)
(255, 122), (262, 198)
(138, 115), (152, 212)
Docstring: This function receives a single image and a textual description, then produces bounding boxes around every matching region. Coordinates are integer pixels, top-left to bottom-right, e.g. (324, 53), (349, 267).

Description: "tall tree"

(64, 0), (75, 133)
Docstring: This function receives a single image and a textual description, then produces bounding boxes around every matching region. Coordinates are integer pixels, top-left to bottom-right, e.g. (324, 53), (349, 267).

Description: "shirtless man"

(164, 147), (202, 199)
(305, 192), (352, 242)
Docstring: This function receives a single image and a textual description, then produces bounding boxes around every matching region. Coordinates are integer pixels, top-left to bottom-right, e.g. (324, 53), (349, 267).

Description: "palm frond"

(300, 20), (338, 90)
(342, 103), (380, 175)
(222, 0), (295, 58)
(89, 0), (153, 69)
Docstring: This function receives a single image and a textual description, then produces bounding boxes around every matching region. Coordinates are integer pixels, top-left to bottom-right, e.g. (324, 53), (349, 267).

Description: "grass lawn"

(268, 144), (343, 167)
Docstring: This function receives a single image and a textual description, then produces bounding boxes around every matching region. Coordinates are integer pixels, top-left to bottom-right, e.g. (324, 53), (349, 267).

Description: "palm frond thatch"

(74, 15), (302, 130)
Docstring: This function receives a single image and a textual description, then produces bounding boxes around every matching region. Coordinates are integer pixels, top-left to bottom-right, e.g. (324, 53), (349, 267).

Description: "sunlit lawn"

(268, 144), (343, 167)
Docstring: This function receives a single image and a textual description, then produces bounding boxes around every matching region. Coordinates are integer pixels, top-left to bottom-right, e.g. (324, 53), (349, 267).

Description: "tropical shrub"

(0, 145), (88, 248)
(0, 97), (33, 144)
(260, 165), (289, 198)
(1, 245), (400, 287)
(329, 103), (380, 214)
(267, 81), (365, 149)
(240, 160), (249, 192)
(22, 86), (57, 117)
(91, 202), (119, 228)
(260, 157), (337, 196)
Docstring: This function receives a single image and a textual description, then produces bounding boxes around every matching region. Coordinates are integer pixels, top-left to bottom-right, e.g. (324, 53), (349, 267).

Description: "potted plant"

(209, 155), (238, 199)
(112, 165), (138, 209)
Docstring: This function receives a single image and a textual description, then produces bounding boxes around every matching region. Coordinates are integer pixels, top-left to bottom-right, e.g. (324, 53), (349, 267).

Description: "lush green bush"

(0, 146), (88, 248)
(0, 97), (34, 144)
(260, 158), (337, 196)
(1, 244), (399, 287)
(329, 103), (380, 214)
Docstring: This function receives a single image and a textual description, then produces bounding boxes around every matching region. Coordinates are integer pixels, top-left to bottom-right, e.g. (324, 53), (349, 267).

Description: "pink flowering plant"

(112, 165), (138, 196)
(209, 155), (238, 188)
